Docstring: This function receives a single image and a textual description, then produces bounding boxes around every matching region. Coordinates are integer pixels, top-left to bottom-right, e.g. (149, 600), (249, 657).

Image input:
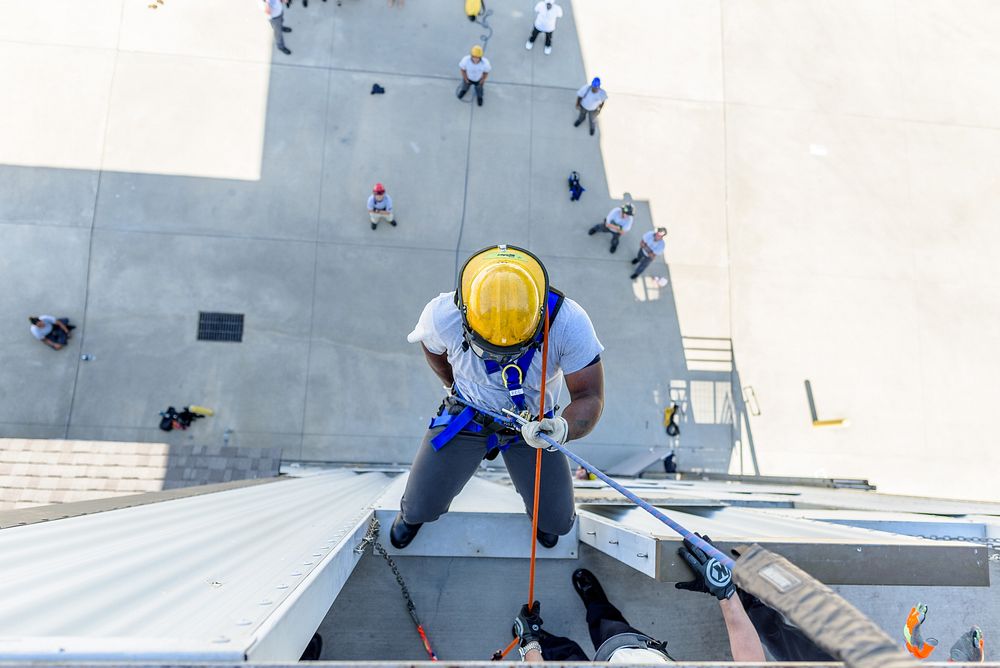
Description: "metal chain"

(355, 518), (421, 626)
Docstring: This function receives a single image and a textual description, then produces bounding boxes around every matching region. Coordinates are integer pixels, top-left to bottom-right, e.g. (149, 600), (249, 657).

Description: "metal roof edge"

(0, 477), (287, 530)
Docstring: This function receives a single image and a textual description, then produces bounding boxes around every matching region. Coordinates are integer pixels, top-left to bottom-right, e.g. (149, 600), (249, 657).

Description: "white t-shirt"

(609, 647), (672, 664)
(263, 0), (283, 18)
(407, 292), (603, 415)
(641, 230), (666, 256)
(605, 207), (633, 233)
(30, 315), (56, 340)
(577, 85), (608, 111)
(367, 194), (393, 211)
(459, 55), (492, 83)
(534, 1), (563, 32)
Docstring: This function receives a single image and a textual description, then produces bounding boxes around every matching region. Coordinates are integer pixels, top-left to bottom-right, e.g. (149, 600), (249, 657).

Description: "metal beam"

(579, 506), (991, 586)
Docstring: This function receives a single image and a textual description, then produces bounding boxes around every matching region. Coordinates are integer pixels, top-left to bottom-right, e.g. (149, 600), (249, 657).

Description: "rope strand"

(495, 309), (551, 662)
(527, 309), (550, 608)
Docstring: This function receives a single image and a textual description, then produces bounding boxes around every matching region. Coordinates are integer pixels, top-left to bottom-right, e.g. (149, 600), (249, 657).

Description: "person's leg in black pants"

(586, 599), (644, 650)
(544, 30), (553, 47)
(538, 632), (589, 661)
(528, 27), (541, 44)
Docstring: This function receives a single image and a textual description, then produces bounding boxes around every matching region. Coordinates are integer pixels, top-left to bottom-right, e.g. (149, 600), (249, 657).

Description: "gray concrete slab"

(0, 225), (90, 431)
(301, 244), (452, 463)
(63, 229), (315, 454)
(317, 71), (469, 250)
(95, 64), (329, 241)
(0, 167), (98, 227)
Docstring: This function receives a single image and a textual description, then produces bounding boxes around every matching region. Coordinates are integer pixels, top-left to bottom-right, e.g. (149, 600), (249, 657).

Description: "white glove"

(521, 416), (569, 450)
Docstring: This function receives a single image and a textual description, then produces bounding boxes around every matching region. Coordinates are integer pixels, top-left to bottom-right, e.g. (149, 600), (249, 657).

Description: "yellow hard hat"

(456, 245), (549, 361)
(471, 45), (484, 57)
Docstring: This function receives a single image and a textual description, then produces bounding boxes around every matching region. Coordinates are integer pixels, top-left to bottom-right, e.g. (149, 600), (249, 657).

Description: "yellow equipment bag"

(465, 0), (481, 19)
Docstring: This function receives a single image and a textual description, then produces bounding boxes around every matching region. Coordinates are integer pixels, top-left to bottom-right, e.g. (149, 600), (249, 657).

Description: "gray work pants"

(270, 15), (286, 50)
(576, 108), (599, 131)
(589, 222), (622, 252)
(400, 427), (577, 535)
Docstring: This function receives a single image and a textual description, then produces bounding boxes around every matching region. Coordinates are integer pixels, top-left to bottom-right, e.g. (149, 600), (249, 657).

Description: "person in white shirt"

(631, 227), (667, 279)
(29, 315), (75, 350)
(457, 45), (492, 107)
(575, 77), (608, 136)
(525, 1), (564, 55)
(367, 182), (397, 230)
(511, 536), (765, 663)
(587, 203), (634, 254)
(262, 0), (292, 55)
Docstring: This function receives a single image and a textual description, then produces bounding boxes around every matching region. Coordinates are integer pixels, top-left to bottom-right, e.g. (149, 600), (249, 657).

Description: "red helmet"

(373, 182), (386, 194)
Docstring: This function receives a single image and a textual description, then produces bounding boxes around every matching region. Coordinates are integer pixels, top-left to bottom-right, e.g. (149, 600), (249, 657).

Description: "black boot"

(537, 528), (559, 548)
(390, 512), (423, 549)
(572, 568), (610, 607)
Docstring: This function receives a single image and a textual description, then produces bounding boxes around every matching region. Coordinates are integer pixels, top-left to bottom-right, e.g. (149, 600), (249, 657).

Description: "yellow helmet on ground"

(471, 44), (484, 58)
(456, 245), (549, 362)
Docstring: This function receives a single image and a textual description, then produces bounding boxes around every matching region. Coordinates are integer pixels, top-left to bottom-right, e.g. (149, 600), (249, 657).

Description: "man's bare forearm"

(562, 393), (603, 441)
(719, 595), (765, 662)
(421, 344), (454, 387)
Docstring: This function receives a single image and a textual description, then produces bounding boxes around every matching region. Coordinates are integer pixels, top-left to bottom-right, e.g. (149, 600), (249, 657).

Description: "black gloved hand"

(949, 626), (984, 662)
(675, 533), (736, 601)
(513, 601), (544, 645)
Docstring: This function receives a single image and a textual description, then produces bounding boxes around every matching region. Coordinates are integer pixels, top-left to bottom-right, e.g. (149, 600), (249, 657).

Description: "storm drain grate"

(197, 312), (244, 342)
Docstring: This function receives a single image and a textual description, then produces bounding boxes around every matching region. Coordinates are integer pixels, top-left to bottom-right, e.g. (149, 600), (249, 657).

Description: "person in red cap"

(367, 183), (396, 230)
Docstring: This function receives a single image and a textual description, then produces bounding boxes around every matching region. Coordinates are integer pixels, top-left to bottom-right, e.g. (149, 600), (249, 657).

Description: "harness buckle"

(501, 362), (524, 388)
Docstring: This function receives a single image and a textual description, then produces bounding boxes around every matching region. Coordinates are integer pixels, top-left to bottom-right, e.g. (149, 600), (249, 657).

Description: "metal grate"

(197, 312), (244, 342)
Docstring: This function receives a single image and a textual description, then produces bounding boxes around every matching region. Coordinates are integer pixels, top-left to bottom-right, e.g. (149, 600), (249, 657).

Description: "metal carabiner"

(501, 362), (524, 388)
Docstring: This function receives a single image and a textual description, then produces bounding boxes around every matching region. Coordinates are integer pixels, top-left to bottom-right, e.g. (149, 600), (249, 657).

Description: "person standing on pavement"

(457, 45), (491, 107)
(390, 245), (605, 552)
(587, 203), (634, 254)
(367, 183), (397, 230)
(574, 78), (607, 136)
(525, 1), (564, 55)
(630, 227), (667, 280)
(262, 0), (292, 55)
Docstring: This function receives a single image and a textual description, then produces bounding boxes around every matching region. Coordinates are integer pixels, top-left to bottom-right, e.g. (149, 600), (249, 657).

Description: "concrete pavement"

(2, 0), (999, 502)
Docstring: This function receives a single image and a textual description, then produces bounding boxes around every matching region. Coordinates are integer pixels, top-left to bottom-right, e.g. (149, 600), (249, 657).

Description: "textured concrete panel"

(318, 71), (469, 250)
(0, 43), (115, 171)
(722, 0), (902, 117)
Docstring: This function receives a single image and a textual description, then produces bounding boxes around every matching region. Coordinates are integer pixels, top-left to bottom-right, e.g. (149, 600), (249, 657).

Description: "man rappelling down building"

(391, 245), (605, 550)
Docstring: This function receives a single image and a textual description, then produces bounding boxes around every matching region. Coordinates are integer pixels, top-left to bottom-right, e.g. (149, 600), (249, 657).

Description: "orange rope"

(495, 309), (552, 662)
(527, 309), (550, 607)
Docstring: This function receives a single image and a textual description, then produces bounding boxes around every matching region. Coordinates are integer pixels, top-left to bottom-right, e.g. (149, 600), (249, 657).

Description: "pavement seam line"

(63, 0), (128, 439)
(452, 84), (476, 278)
(297, 68), (335, 459)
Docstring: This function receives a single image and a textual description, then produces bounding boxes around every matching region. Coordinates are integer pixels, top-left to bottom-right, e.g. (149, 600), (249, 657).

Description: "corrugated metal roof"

(0, 470), (392, 661)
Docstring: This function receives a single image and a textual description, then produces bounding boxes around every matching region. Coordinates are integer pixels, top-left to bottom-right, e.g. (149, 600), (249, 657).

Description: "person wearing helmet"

(574, 77), (607, 136)
(588, 203), (634, 254)
(525, 1), (564, 56)
(458, 44), (492, 107)
(630, 227), (667, 279)
(261, 0), (292, 56)
(393, 245), (605, 550)
(367, 183), (396, 230)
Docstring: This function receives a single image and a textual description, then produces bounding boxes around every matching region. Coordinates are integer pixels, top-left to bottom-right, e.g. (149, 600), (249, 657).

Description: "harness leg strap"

(430, 406), (477, 450)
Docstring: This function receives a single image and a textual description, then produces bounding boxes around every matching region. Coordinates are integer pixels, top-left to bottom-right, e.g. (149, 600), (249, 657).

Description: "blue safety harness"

(429, 290), (564, 451)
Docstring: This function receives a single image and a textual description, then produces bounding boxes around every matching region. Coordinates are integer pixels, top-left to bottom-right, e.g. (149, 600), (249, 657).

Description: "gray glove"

(520, 416), (568, 450)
